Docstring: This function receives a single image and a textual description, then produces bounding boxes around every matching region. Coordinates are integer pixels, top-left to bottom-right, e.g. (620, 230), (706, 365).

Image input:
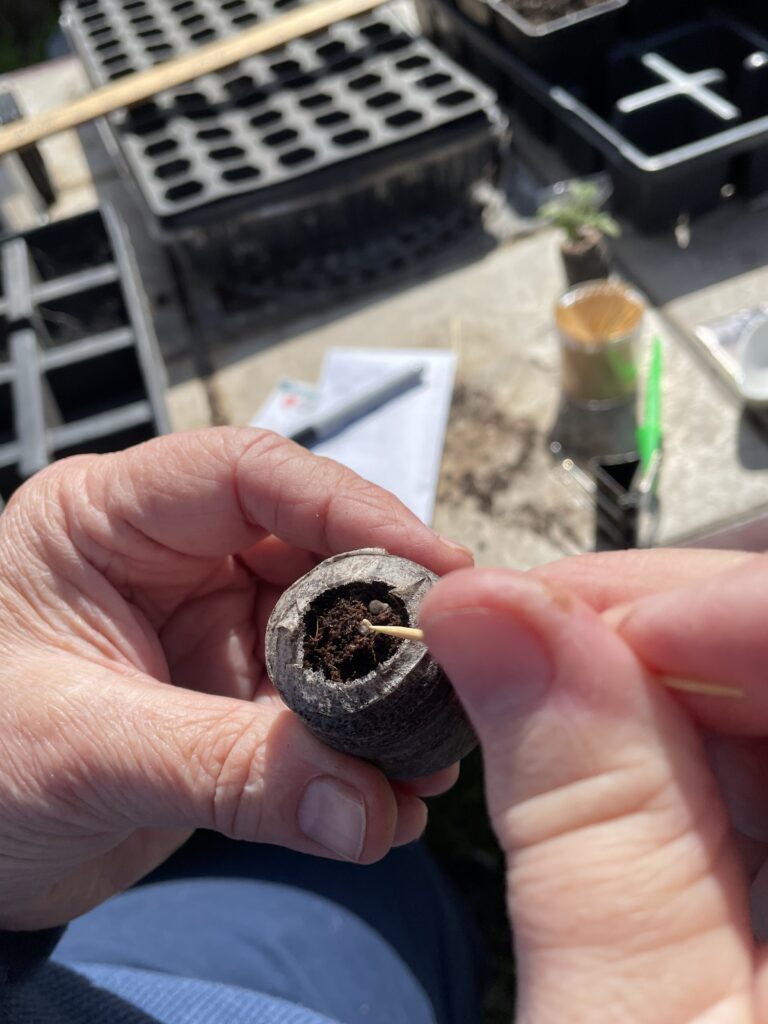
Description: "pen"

(636, 335), (663, 472)
(288, 364), (425, 447)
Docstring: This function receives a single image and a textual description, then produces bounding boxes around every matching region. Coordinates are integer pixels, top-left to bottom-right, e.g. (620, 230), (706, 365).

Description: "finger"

(398, 763), (460, 799)
(708, 735), (768, 843)
(52, 658), (408, 868)
(392, 792), (428, 847)
(704, 737), (768, 886)
(47, 428), (472, 574)
(531, 549), (755, 612)
(160, 587), (260, 701)
(238, 535), (318, 586)
(617, 554), (768, 734)
(420, 568), (754, 1023)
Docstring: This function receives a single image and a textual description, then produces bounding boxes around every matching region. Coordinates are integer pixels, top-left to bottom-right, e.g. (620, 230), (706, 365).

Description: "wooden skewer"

(360, 620), (743, 698)
(0, 0), (387, 158)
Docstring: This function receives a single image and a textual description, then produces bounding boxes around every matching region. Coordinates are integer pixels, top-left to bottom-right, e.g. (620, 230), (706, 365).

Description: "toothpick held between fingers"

(359, 621), (743, 699)
(659, 677), (744, 699)
(360, 619), (425, 642)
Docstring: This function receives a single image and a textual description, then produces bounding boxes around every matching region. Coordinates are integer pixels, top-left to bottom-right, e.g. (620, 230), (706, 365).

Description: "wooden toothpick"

(361, 619), (425, 642)
(659, 677), (743, 699)
(359, 621), (743, 699)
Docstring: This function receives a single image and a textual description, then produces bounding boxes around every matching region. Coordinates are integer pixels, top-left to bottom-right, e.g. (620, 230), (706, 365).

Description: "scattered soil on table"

(440, 385), (538, 514)
(303, 582), (408, 682)
(438, 385), (585, 554)
(503, 0), (609, 24)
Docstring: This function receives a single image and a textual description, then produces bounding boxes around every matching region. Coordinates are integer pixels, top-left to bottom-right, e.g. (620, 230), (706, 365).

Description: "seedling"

(538, 180), (620, 245)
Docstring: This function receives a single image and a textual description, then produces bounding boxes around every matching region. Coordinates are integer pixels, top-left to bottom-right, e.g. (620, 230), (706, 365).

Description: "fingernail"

(298, 777), (366, 861)
(437, 535), (475, 562)
(424, 608), (553, 719)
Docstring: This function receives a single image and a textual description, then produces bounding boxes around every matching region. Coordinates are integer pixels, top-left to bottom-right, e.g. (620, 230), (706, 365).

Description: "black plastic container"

(623, 0), (701, 37)
(731, 0), (768, 34)
(590, 451), (640, 550)
(491, 0), (628, 77)
(63, 0), (501, 244)
(418, 0), (768, 229)
(0, 207), (169, 508)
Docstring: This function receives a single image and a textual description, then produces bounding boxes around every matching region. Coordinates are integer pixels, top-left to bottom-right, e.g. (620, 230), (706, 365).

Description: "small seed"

(368, 599), (390, 617)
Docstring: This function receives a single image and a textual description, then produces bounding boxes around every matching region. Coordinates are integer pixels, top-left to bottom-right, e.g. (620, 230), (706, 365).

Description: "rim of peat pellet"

(265, 548), (438, 717)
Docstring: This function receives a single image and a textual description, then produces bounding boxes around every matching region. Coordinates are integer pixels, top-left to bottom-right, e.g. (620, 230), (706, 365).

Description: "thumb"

(420, 569), (754, 1024)
(61, 661), (424, 865)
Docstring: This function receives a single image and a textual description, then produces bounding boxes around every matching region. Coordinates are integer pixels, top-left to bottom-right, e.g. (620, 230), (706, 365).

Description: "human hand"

(0, 428), (470, 931)
(421, 549), (768, 1023)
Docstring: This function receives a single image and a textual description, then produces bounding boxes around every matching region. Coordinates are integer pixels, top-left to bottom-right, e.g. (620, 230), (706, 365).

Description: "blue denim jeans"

(53, 833), (486, 1024)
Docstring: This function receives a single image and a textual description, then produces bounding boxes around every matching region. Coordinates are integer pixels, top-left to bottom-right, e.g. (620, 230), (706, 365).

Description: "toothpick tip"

(660, 676), (744, 699)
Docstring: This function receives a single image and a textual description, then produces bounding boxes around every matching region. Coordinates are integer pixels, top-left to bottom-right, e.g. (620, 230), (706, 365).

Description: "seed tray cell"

(0, 206), (169, 507)
(64, 0), (498, 228)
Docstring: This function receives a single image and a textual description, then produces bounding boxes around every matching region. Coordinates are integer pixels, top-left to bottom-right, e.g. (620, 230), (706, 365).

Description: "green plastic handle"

(637, 336), (663, 471)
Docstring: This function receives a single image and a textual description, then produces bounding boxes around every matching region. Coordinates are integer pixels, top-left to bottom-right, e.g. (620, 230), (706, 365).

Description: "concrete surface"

(4, 52), (768, 568)
(0, 56), (96, 224)
(209, 230), (768, 566)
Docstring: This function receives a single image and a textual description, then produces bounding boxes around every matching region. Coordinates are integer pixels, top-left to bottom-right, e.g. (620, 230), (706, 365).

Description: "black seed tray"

(63, 0), (500, 232)
(0, 206), (170, 509)
(489, 0), (627, 78)
(175, 185), (486, 333)
(418, 0), (768, 230)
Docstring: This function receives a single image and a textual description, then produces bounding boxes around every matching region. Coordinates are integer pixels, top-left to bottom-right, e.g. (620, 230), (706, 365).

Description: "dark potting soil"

(503, 0), (608, 24)
(303, 582), (409, 683)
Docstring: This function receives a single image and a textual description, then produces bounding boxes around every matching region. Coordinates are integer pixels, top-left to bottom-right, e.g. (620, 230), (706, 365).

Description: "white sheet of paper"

(250, 350), (456, 525)
(313, 348), (456, 525)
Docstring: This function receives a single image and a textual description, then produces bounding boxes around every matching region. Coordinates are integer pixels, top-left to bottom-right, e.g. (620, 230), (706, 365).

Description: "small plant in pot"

(538, 180), (620, 287)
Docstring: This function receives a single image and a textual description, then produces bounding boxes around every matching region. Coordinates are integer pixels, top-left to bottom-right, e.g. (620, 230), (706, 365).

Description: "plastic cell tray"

(63, 0), (501, 235)
(490, 0), (627, 77)
(418, 1), (768, 229)
(439, 0), (628, 74)
(0, 206), (169, 509)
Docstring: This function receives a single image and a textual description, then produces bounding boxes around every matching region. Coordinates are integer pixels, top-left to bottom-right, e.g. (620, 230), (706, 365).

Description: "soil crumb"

(303, 582), (408, 682)
(504, 0), (608, 24)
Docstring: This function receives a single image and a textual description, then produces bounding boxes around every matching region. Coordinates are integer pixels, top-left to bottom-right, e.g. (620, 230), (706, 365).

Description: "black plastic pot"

(560, 230), (611, 285)
(0, 206), (169, 508)
(492, 0), (628, 78)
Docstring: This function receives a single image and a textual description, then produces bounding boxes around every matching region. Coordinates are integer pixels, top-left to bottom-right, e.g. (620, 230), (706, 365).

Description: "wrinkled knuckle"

(4, 456), (95, 518)
(231, 429), (296, 526)
(195, 709), (266, 839)
(229, 427), (289, 473)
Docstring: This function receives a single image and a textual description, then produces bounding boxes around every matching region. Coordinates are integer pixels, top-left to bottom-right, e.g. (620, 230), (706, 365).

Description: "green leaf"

(536, 180), (621, 242)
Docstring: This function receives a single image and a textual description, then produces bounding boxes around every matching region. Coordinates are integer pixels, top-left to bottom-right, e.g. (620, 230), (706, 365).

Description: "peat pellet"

(265, 548), (477, 780)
